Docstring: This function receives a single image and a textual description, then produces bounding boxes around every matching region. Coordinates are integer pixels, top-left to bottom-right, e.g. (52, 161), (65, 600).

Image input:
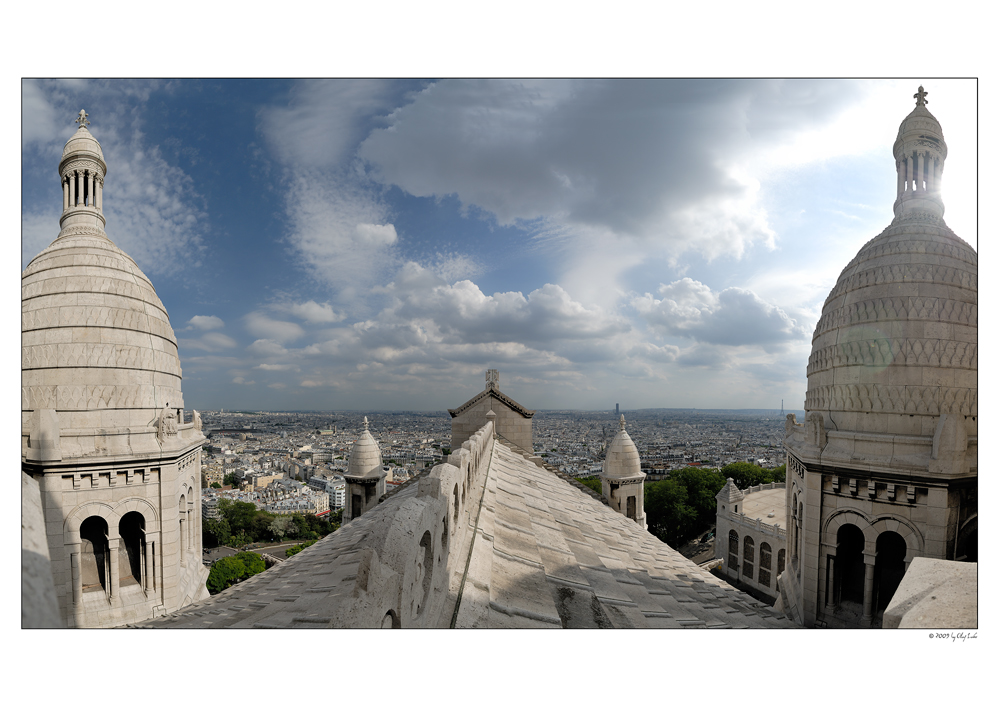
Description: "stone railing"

(137, 419), (496, 629)
(743, 482), (786, 495)
(728, 511), (786, 539)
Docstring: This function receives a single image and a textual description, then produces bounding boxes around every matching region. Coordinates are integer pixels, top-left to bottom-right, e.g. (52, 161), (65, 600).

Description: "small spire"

(75, 109), (90, 128)
(914, 85), (928, 107)
(363, 416), (369, 430)
(619, 414), (626, 430)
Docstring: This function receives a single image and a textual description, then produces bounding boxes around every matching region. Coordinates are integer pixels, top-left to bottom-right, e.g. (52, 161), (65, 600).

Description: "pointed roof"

(602, 415), (643, 480)
(345, 417), (384, 481)
(448, 386), (535, 419)
(716, 478), (744, 504)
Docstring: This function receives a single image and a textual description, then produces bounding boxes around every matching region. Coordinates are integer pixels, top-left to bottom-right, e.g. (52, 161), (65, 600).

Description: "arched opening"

(178, 494), (187, 564)
(79, 516), (110, 593)
(956, 517), (977, 562)
(835, 524), (866, 606)
(777, 548), (786, 576)
(440, 516), (448, 558)
(381, 609), (401, 628)
(758, 542), (772, 587)
(626, 495), (637, 520)
(728, 530), (739, 572)
(119, 511), (145, 588)
(874, 531), (907, 613)
(742, 536), (755, 578)
(453, 484), (460, 526)
(417, 530), (433, 616)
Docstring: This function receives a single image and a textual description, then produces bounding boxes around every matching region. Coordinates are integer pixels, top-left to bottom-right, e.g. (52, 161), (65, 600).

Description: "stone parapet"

(882, 557), (977, 629)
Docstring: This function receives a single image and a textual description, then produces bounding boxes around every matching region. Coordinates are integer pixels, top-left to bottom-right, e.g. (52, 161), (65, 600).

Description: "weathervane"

(914, 86), (928, 107)
(75, 109), (90, 128)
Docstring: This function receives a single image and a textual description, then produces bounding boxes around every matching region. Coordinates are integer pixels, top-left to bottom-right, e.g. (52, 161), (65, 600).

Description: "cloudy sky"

(21, 79), (977, 412)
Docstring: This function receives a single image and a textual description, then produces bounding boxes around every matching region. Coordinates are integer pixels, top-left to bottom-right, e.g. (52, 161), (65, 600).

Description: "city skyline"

(21, 79), (977, 412)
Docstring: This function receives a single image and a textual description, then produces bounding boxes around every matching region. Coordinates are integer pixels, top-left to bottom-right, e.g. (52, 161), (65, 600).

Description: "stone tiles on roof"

(454, 442), (793, 628)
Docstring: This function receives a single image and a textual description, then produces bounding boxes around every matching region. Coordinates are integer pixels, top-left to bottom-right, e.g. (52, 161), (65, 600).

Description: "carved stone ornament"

(157, 404), (178, 443)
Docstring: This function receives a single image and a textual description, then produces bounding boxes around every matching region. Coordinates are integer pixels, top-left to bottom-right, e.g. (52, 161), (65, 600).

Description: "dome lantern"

(892, 86), (949, 221)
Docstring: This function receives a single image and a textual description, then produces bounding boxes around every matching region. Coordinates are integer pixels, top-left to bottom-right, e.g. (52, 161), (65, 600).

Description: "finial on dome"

(363, 416), (369, 430)
(914, 85), (928, 107)
(619, 414), (626, 430)
(75, 109), (90, 128)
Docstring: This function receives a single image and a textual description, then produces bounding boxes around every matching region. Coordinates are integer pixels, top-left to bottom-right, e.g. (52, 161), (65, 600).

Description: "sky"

(20, 78), (978, 412)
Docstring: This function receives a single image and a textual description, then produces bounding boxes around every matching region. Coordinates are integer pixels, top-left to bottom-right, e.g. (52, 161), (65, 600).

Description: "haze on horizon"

(21, 79), (977, 413)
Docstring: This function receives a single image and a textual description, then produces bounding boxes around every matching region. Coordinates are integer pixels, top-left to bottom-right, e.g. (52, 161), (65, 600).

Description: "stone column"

(178, 518), (185, 565)
(824, 552), (835, 608)
(144, 536), (153, 591)
(62, 176), (69, 211)
(86, 171), (94, 206)
(69, 171), (76, 206)
(76, 171), (83, 207)
(906, 155), (913, 191)
(862, 555), (876, 621)
(70, 548), (82, 604)
(916, 152), (925, 192)
(108, 537), (120, 600)
(96, 177), (102, 211)
(927, 157), (935, 192)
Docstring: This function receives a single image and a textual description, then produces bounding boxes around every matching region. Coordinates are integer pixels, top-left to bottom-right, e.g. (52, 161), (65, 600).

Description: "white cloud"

(244, 312), (305, 344)
(186, 315), (225, 330)
(232, 376), (256, 385)
(633, 278), (808, 350)
(256, 363), (298, 371)
(177, 332), (237, 352)
(247, 339), (290, 357)
(284, 300), (344, 324)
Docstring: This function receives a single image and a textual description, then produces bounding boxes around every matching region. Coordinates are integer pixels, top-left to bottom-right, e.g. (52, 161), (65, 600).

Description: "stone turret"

(344, 417), (386, 521)
(601, 415), (646, 529)
(716, 478), (744, 516)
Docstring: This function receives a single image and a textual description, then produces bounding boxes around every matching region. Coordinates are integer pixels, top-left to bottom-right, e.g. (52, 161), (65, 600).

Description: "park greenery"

(206, 551), (267, 594)
(222, 472), (239, 487)
(286, 539), (318, 557)
(202, 499), (342, 549)
(578, 462), (786, 549)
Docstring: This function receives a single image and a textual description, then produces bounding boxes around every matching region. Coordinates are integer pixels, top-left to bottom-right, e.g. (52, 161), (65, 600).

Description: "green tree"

(644, 479), (697, 547)
(206, 556), (247, 593)
(210, 482), (222, 489)
(223, 472), (238, 487)
(234, 551), (266, 576)
(203, 516), (232, 548)
(577, 476), (602, 494)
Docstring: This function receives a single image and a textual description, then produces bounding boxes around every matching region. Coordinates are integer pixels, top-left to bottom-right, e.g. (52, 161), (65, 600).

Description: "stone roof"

(61, 123), (106, 165)
(601, 415), (643, 481)
(345, 417), (383, 480)
(716, 478), (744, 504)
(139, 433), (793, 629)
(448, 387), (535, 419)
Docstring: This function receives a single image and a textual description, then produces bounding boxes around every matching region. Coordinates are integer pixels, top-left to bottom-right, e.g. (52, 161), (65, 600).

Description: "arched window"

(381, 609), (401, 628)
(626, 495), (637, 520)
(417, 530), (433, 616)
(119, 511), (145, 588)
(742, 536), (755, 578)
(758, 542), (772, 587)
(777, 548), (786, 576)
(835, 524), (866, 605)
(728, 530), (739, 571)
(874, 531), (907, 613)
(79, 516), (110, 593)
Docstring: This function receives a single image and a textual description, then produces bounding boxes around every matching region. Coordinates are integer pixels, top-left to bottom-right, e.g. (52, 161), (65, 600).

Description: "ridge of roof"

(447, 387), (536, 419)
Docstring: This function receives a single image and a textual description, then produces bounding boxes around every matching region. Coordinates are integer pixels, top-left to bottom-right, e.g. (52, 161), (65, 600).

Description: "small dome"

(61, 124), (105, 164)
(893, 87), (947, 162)
(602, 415), (643, 480)
(346, 417), (383, 479)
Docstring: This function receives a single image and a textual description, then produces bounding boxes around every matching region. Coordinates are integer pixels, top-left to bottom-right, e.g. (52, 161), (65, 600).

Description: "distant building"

(714, 479), (786, 602)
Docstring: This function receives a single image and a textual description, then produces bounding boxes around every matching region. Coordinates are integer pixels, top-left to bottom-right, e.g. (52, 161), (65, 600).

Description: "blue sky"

(21, 79), (977, 412)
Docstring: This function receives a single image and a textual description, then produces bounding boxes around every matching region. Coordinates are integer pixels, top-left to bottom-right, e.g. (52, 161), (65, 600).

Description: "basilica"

(22, 89), (976, 629)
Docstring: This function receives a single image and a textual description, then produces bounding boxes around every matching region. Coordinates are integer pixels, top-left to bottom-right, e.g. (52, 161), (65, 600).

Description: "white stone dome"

(22, 231), (186, 459)
(602, 415), (643, 480)
(346, 417), (383, 479)
(60, 124), (106, 166)
(805, 179), (977, 438)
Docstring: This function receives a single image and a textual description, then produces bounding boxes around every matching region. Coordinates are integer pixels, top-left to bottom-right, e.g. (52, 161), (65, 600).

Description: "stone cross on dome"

(914, 85), (928, 107)
(363, 416), (369, 430)
(75, 109), (90, 127)
(619, 414), (626, 430)
(486, 369), (499, 390)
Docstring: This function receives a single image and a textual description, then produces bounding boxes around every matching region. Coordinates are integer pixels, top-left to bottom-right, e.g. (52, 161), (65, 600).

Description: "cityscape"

(21, 74), (976, 669)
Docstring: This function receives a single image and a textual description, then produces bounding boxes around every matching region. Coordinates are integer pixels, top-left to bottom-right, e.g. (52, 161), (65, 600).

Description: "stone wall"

(452, 398), (531, 454)
(138, 420), (497, 628)
(714, 483), (787, 602)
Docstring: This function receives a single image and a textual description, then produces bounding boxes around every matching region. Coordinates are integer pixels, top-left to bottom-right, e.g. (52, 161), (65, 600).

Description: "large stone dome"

(22, 113), (185, 461)
(805, 94), (977, 442)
